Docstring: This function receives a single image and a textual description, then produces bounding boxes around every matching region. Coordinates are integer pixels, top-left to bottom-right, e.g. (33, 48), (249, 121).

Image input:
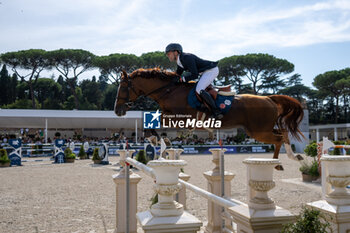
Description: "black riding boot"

(199, 90), (223, 119)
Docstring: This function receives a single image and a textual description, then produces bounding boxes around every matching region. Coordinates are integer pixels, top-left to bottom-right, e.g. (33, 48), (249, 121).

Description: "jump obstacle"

(8, 139), (22, 166)
(112, 137), (350, 233)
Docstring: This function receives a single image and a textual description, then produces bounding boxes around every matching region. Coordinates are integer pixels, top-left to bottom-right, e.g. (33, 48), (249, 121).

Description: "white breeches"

(195, 66), (219, 94)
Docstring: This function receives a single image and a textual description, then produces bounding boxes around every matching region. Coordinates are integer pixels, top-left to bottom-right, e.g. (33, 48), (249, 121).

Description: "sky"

(0, 0), (350, 88)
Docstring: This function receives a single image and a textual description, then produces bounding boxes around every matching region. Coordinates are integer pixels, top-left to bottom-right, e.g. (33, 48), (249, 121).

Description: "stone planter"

(302, 173), (319, 182)
(0, 162), (10, 167)
(321, 155), (350, 205)
(65, 158), (75, 163)
(93, 159), (102, 164)
(147, 158), (187, 217)
(243, 158), (280, 210)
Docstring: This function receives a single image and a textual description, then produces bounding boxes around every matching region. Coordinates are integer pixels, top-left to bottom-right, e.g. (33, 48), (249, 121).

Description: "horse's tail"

(268, 95), (305, 141)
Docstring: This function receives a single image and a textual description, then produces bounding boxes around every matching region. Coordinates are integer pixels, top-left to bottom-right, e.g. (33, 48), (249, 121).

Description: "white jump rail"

(126, 157), (241, 209)
(115, 151), (296, 233)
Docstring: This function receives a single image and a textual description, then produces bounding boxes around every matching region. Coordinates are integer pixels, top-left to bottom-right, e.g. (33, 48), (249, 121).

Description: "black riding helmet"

(165, 43), (183, 54)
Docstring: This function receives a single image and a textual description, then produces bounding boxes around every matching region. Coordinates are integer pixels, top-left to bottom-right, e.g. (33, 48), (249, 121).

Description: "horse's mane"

(129, 68), (179, 80)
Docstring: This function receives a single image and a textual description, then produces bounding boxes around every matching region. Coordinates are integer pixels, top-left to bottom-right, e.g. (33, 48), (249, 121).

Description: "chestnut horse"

(114, 68), (305, 170)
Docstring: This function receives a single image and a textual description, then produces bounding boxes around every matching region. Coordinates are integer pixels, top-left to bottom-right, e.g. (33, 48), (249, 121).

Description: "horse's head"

(114, 70), (139, 116)
(114, 68), (183, 116)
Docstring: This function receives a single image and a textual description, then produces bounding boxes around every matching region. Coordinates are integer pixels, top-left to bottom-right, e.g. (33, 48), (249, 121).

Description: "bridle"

(117, 74), (178, 106)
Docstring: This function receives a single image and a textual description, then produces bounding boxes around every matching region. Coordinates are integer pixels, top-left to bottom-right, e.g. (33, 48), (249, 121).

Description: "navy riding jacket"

(176, 53), (218, 81)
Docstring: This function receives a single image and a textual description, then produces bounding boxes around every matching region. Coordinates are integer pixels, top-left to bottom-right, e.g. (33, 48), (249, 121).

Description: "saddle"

(191, 83), (236, 101)
(205, 84), (236, 100)
(187, 82), (235, 117)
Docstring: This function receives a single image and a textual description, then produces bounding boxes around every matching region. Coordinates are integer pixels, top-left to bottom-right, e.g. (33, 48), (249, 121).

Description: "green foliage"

(135, 150), (148, 165)
(281, 206), (331, 233)
(78, 145), (87, 159)
(1, 48), (350, 126)
(65, 153), (76, 159)
(304, 142), (318, 158)
(313, 69), (350, 124)
(140, 51), (175, 70)
(150, 193), (158, 207)
(219, 53), (294, 95)
(331, 140), (346, 155)
(0, 149), (10, 164)
(233, 133), (246, 144)
(92, 148), (101, 161)
(299, 160), (319, 177)
(64, 148), (76, 159)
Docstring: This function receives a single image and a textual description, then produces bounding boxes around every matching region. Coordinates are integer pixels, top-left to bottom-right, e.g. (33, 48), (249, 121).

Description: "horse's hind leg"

(247, 130), (284, 170)
(282, 131), (303, 161)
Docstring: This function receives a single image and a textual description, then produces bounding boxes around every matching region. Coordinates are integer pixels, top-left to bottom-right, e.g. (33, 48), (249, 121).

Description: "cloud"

(0, 0), (350, 61)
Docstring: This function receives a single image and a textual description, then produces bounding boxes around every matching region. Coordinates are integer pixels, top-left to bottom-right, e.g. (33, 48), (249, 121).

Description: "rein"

(119, 77), (178, 105)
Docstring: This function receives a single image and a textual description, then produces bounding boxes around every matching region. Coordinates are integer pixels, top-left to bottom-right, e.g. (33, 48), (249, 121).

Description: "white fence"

(113, 139), (350, 233)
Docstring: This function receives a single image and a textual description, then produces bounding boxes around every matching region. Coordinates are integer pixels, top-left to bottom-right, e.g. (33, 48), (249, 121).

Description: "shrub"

(299, 160), (319, 177)
(92, 148), (100, 161)
(78, 145), (87, 159)
(65, 153), (76, 159)
(331, 140), (346, 155)
(64, 148), (76, 159)
(0, 149), (10, 164)
(281, 206), (331, 233)
(304, 142), (318, 158)
(135, 150), (148, 165)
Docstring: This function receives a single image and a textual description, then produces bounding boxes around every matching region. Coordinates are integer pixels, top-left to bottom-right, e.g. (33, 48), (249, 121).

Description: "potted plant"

(64, 148), (76, 163)
(135, 150), (148, 165)
(281, 206), (331, 233)
(78, 145), (87, 159)
(0, 149), (10, 167)
(300, 142), (319, 182)
(92, 148), (101, 164)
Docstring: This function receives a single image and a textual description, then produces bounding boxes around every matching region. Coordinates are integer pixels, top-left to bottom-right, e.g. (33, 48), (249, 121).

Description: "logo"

(143, 110), (161, 129)
(224, 100), (231, 105)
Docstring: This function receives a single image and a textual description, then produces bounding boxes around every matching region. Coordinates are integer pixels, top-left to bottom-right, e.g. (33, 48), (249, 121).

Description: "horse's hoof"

(296, 154), (304, 160)
(275, 165), (284, 171)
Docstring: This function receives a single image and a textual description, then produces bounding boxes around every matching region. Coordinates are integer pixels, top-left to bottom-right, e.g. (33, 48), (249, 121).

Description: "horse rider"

(165, 43), (223, 119)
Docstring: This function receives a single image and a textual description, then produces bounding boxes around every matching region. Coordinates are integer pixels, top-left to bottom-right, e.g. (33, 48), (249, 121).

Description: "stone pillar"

(137, 158), (202, 233)
(308, 155), (350, 233)
(178, 172), (190, 209)
(228, 158), (294, 233)
(203, 148), (235, 233)
(113, 149), (140, 233)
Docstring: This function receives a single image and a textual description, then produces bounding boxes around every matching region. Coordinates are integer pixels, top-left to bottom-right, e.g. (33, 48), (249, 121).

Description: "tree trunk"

(67, 78), (79, 109)
(335, 96), (339, 124)
(28, 81), (37, 109)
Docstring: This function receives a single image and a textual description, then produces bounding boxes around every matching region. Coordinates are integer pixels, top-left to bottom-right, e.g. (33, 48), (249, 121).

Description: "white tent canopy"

(0, 109), (142, 130)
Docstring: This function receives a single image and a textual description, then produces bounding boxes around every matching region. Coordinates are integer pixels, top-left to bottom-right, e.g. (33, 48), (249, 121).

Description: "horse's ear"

(121, 70), (128, 79)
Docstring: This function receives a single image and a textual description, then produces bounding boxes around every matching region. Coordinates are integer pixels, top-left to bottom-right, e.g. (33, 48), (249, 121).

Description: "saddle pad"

(187, 88), (234, 114)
